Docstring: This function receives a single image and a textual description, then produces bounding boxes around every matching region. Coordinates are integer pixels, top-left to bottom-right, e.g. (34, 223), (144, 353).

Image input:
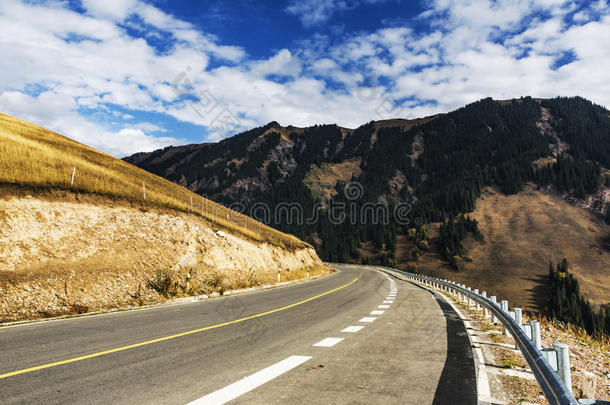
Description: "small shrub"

(148, 268), (177, 297)
(69, 303), (89, 314)
(201, 269), (228, 295)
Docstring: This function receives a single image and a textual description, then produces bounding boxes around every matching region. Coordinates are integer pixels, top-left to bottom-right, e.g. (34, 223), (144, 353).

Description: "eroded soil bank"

(0, 194), (323, 322)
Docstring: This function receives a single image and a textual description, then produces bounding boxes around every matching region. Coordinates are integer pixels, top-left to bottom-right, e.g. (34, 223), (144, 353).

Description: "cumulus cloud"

(0, 89), (182, 156)
(285, 0), (396, 27)
(1, 0), (610, 157)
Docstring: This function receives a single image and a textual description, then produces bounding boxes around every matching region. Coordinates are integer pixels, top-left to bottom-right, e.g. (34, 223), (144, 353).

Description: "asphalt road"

(0, 265), (476, 404)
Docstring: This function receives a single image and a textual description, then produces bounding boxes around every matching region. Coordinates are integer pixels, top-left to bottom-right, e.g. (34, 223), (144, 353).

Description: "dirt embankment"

(0, 193), (323, 322)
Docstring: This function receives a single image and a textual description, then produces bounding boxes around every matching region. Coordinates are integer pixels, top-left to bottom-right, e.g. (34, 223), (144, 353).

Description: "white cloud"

(0, 89), (182, 157)
(81, 0), (137, 21)
(250, 49), (302, 79)
(285, 0), (395, 27)
(1, 0), (610, 158)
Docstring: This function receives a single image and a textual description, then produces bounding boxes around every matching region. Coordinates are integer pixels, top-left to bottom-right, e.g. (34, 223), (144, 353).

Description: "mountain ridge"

(125, 96), (610, 309)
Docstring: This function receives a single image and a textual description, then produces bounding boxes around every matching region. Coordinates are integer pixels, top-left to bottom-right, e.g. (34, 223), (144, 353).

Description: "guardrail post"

(530, 320), (542, 350)
(467, 288), (473, 306)
(501, 300), (510, 336)
(481, 291), (488, 318)
(474, 289), (481, 310)
(490, 296), (497, 323)
(514, 307), (522, 326)
(553, 343), (572, 393)
(542, 348), (558, 371)
(513, 308), (523, 348)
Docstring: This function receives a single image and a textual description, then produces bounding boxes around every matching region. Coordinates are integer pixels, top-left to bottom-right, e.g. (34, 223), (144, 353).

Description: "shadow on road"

(431, 294), (478, 405)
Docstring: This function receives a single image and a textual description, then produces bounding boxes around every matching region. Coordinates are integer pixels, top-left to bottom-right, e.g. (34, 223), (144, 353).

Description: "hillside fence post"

(142, 182), (146, 199)
(71, 167), (76, 187)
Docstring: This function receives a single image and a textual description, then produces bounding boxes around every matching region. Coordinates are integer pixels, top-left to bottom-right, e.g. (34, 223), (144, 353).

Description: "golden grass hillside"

(415, 185), (610, 311)
(0, 113), (306, 250)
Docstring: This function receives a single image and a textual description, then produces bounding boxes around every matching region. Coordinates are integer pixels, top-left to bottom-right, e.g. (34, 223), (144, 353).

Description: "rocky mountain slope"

(126, 96), (610, 310)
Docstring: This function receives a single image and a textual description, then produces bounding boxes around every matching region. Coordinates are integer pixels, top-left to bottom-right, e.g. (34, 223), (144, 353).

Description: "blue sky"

(1, 0), (609, 156)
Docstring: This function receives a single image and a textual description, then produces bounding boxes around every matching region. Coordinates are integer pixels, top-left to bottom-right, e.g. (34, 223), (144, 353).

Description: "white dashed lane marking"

(313, 338), (344, 347)
(190, 270), (399, 405)
(341, 326), (364, 333)
(188, 355), (311, 405)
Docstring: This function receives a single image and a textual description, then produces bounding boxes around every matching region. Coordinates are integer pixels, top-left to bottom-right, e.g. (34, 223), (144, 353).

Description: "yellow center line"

(0, 274), (361, 380)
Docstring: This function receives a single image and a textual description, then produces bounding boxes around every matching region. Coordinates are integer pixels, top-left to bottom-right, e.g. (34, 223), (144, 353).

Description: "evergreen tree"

(547, 258), (609, 337)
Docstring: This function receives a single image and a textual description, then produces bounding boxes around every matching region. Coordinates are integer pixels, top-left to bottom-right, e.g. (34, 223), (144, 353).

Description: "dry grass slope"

(0, 113), (306, 249)
(416, 185), (610, 311)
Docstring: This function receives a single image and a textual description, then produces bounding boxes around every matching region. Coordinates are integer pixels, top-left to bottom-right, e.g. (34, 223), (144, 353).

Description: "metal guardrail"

(386, 268), (578, 405)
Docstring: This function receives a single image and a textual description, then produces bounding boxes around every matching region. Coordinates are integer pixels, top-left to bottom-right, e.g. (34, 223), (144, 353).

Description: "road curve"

(0, 265), (476, 404)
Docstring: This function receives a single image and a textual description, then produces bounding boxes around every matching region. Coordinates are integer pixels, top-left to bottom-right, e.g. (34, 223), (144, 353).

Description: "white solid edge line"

(413, 280), (492, 404)
(377, 270), (398, 295)
(187, 355), (311, 405)
(359, 317), (376, 322)
(446, 302), (492, 403)
(370, 310), (384, 315)
(341, 325), (365, 333)
(313, 337), (344, 347)
(378, 305), (390, 309)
